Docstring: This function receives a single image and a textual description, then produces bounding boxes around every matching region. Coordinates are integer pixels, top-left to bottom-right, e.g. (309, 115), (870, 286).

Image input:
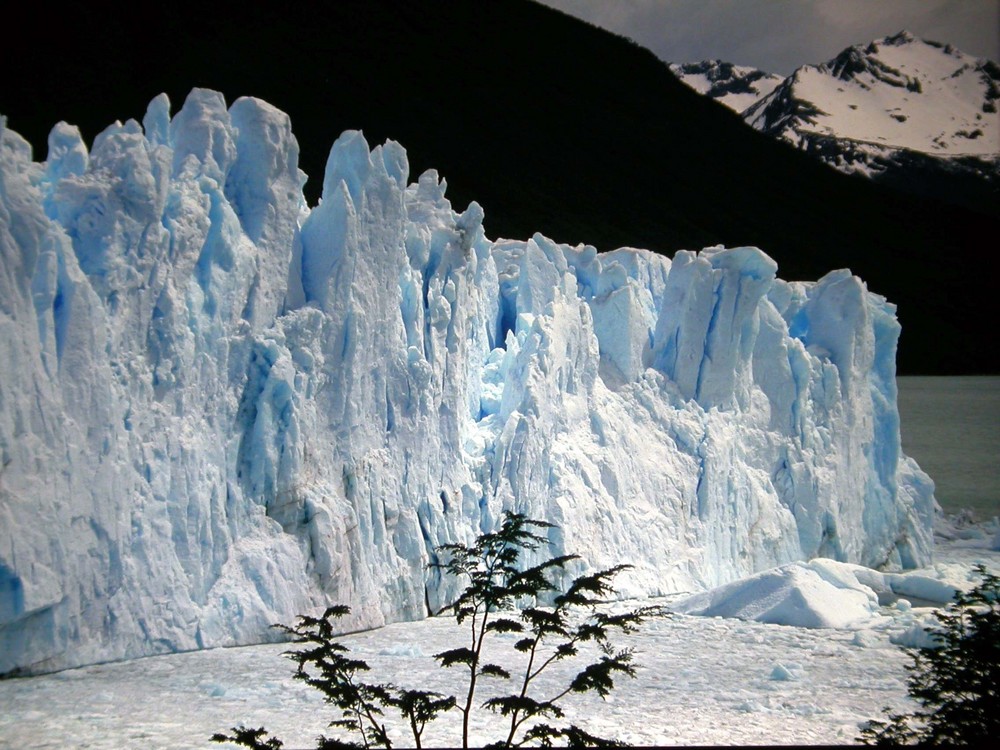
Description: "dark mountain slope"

(1, 0), (995, 373)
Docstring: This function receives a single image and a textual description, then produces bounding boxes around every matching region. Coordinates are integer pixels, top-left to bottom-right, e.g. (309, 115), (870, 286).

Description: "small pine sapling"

(433, 513), (662, 747)
(859, 563), (1000, 745)
(486, 565), (659, 747)
(431, 513), (581, 747)
(214, 605), (454, 749)
(210, 726), (284, 750)
(214, 511), (662, 749)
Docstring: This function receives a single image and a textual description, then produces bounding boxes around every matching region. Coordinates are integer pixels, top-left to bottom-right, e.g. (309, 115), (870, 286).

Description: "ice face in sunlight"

(0, 88), (934, 674)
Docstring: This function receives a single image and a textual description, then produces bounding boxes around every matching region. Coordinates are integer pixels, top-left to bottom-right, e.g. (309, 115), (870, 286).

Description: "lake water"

(897, 376), (1000, 521)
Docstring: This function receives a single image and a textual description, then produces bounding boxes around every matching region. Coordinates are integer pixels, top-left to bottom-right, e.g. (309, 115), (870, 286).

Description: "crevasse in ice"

(0, 89), (934, 674)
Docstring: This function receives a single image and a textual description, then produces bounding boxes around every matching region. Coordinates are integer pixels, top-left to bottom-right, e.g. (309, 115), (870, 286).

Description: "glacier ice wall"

(0, 89), (934, 675)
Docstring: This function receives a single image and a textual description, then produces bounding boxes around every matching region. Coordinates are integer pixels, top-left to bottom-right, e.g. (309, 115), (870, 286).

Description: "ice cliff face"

(0, 89), (934, 675)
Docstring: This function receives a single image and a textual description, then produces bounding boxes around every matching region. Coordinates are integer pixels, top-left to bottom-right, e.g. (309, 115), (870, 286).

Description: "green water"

(897, 376), (1000, 521)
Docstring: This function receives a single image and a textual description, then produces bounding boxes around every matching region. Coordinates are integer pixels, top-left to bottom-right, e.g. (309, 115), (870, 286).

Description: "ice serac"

(0, 90), (934, 675)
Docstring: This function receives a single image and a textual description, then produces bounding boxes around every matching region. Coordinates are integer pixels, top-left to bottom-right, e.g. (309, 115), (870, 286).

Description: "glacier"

(0, 89), (934, 675)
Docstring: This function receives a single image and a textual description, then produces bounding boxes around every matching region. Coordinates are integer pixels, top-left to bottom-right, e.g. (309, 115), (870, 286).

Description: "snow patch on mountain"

(668, 61), (783, 114)
(0, 89), (934, 675)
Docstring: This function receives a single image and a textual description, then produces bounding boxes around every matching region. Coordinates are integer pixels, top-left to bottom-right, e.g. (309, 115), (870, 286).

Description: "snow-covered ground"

(2, 515), (996, 749)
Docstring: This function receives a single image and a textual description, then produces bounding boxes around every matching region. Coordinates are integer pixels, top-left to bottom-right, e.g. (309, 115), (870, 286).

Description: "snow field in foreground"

(2, 522), (996, 749)
(0, 610), (908, 748)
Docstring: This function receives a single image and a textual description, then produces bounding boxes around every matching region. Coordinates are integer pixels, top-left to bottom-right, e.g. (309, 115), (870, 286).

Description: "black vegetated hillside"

(2, 0), (995, 373)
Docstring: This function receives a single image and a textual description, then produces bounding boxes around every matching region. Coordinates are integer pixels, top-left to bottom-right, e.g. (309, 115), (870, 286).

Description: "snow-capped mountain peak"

(673, 31), (998, 185)
(747, 30), (999, 156)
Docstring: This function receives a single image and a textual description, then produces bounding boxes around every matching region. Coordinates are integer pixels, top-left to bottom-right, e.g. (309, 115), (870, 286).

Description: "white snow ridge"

(0, 88), (934, 676)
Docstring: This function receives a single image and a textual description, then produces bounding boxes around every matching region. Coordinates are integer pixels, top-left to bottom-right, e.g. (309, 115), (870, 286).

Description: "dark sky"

(537, 0), (1000, 75)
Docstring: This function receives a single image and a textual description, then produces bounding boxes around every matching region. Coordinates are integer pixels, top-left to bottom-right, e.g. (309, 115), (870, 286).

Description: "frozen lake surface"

(2, 518), (997, 749)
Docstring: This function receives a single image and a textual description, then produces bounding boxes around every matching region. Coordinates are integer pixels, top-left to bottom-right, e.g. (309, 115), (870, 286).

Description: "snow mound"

(672, 547), (993, 631)
(671, 559), (883, 629)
